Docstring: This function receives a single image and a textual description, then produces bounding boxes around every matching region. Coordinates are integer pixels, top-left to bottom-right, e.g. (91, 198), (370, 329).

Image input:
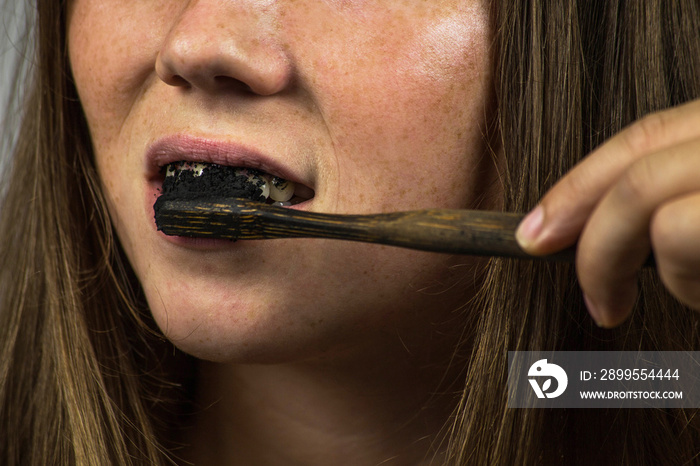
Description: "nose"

(155, 2), (294, 96)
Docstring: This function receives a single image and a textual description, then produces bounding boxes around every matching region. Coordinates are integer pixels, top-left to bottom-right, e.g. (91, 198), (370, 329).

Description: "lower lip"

(157, 230), (245, 249)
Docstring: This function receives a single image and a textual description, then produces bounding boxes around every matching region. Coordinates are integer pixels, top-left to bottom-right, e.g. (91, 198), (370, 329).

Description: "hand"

(515, 99), (700, 328)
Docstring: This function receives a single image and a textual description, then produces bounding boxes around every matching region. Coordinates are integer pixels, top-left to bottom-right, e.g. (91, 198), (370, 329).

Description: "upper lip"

(145, 134), (309, 187)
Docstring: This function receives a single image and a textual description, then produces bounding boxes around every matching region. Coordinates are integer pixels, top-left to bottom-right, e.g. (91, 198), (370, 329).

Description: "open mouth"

(156, 161), (315, 207)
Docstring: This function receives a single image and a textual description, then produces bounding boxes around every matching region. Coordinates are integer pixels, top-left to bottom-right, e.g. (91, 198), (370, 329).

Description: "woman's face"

(68, 0), (496, 362)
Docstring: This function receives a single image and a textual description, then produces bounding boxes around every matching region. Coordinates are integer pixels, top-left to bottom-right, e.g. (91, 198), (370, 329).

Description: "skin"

(68, 0), (496, 463)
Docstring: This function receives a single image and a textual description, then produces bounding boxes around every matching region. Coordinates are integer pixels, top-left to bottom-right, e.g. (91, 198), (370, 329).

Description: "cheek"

(67, 1), (178, 234)
(291, 5), (493, 209)
(67, 1), (174, 149)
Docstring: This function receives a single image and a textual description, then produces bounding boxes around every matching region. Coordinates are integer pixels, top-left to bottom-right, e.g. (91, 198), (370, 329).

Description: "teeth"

(191, 162), (207, 176)
(163, 162), (303, 204)
(269, 177), (295, 202)
(246, 172), (270, 200)
(164, 161), (207, 177)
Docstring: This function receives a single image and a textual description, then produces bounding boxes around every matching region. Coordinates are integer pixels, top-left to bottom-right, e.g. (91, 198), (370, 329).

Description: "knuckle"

(622, 111), (670, 154)
(563, 164), (597, 198)
(545, 162), (599, 214)
(613, 157), (655, 204)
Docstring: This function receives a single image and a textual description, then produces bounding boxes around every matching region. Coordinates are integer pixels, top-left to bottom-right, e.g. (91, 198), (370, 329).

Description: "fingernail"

(516, 206), (544, 250)
(582, 293), (605, 327)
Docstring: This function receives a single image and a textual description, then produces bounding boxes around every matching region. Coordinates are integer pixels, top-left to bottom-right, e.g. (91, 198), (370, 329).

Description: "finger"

(516, 99), (700, 255)
(651, 192), (700, 311)
(576, 138), (700, 327)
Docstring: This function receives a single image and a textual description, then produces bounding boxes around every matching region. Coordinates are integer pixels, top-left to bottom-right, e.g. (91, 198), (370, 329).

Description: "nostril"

(169, 75), (190, 87)
(155, 55), (192, 88)
(155, 31), (293, 96)
(213, 75), (254, 94)
(154, 1), (296, 97)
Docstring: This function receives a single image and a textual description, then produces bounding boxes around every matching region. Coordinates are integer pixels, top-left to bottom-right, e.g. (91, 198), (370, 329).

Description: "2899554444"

(595, 368), (680, 381)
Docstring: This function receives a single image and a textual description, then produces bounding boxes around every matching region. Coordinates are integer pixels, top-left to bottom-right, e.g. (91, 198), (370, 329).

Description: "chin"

(141, 275), (349, 364)
(134, 235), (469, 364)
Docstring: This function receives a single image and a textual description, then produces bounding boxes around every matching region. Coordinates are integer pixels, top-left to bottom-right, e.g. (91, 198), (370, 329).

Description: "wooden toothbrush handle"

(156, 198), (578, 261)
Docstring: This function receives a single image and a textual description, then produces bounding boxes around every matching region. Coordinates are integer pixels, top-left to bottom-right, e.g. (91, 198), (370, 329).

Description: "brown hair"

(447, 1), (700, 464)
(0, 1), (187, 463)
(0, 0), (698, 464)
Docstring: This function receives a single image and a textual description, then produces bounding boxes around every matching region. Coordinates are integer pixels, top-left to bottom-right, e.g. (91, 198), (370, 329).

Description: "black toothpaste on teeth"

(153, 162), (297, 234)
(158, 162), (266, 201)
